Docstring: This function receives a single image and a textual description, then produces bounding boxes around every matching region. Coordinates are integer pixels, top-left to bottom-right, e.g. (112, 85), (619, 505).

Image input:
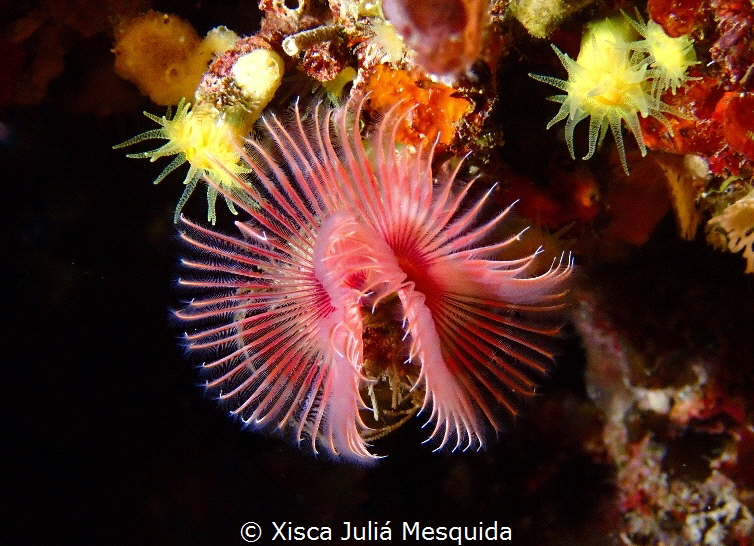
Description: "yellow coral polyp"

(115, 48), (284, 224)
(366, 19), (411, 65)
(114, 99), (252, 224)
(323, 67), (358, 102)
(530, 15), (682, 174)
(625, 12), (697, 97)
(174, 109), (244, 177)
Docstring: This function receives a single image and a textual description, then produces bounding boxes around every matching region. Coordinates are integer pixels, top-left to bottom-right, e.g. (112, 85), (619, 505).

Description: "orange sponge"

(364, 65), (471, 148)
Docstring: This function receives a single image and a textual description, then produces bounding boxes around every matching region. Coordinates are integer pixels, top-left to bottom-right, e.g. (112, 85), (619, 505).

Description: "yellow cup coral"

(230, 49), (286, 115)
(114, 99), (253, 223)
(625, 11), (698, 97)
(530, 15), (691, 174)
(114, 45), (285, 224)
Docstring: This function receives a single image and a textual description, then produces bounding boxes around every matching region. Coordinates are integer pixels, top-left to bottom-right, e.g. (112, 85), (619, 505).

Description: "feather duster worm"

(176, 98), (572, 462)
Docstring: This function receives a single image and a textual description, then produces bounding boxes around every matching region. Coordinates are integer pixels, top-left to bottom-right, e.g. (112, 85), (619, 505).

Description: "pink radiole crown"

(176, 98), (573, 462)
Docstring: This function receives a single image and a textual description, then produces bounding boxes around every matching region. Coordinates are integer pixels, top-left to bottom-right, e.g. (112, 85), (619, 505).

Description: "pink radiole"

(176, 98), (573, 462)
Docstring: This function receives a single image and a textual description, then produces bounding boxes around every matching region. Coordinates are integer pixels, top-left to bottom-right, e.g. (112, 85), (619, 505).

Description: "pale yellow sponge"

(113, 12), (238, 106)
(231, 49), (285, 119)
